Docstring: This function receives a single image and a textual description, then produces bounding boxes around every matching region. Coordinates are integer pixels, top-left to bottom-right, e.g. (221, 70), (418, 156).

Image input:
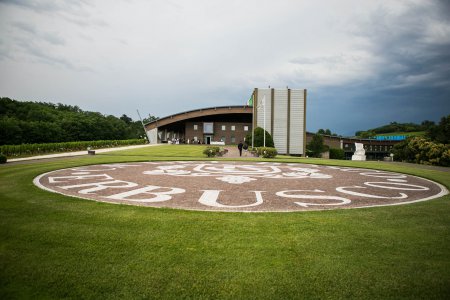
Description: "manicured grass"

(1, 145), (449, 299)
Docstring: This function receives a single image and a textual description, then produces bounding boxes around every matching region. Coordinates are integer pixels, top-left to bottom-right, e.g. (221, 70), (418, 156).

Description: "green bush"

(0, 153), (7, 163)
(245, 127), (274, 148)
(0, 139), (146, 157)
(392, 136), (450, 166)
(329, 148), (345, 160)
(203, 146), (221, 157)
(256, 147), (277, 158)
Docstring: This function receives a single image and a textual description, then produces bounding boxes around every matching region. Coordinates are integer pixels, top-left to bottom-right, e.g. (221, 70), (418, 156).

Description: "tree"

(0, 97), (149, 145)
(245, 127), (274, 148)
(120, 114), (133, 124)
(427, 115), (450, 144)
(307, 134), (328, 157)
(143, 114), (159, 124)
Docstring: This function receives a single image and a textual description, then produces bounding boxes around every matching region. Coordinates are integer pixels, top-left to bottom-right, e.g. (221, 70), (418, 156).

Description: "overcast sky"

(1, 0), (449, 135)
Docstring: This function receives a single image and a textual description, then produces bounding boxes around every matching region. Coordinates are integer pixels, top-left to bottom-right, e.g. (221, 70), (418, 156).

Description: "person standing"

(238, 141), (243, 157)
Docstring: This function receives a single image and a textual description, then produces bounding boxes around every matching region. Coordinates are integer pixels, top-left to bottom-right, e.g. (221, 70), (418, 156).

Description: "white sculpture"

(352, 143), (366, 161)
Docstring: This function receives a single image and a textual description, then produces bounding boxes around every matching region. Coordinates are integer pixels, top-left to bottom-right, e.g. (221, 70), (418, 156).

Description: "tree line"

(355, 121), (436, 138)
(392, 115), (450, 166)
(0, 97), (158, 145)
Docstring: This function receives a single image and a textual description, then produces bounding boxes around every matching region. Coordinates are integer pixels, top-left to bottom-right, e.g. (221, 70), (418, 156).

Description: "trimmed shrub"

(329, 148), (345, 160)
(245, 127), (274, 148)
(256, 147), (277, 158)
(203, 146), (221, 157)
(0, 153), (6, 163)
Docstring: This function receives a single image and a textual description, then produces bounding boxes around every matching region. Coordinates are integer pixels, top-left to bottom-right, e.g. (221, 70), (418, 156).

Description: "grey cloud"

(12, 21), (65, 45)
(290, 54), (362, 65)
(355, 1), (450, 89)
(1, 0), (107, 28)
(0, 0), (90, 13)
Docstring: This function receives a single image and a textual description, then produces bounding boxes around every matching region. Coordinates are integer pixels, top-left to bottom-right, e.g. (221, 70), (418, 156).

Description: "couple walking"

(237, 141), (248, 157)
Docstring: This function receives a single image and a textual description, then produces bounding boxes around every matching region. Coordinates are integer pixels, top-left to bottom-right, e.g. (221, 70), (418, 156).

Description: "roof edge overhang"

(145, 105), (253, 130)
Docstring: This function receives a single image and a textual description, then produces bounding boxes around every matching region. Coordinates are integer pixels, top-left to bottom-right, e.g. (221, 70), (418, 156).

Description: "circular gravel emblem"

(34, 161), (448, 212)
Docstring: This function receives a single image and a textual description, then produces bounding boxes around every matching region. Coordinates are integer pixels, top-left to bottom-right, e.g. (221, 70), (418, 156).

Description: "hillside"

(355, 121), (434, 138)
(0, 97), (144, 145)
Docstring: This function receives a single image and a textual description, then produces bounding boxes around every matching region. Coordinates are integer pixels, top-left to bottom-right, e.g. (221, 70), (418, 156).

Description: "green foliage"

(142, 114), (159, 124)
(0, 139), (145, 157)
(355, 120), (438, 138)
(427, 115), (450, 144)
(0, 153), (6, 163)
(392, 136), (450, 166)
(307, 134), (328, 158)
(317, 128), (337, 136)
(245, 127), (274, 148)
(256, 147), (277, 158)
(0, 97), (149, 145)
(329, 148), (345, 160)
(203, 146), (221, 157)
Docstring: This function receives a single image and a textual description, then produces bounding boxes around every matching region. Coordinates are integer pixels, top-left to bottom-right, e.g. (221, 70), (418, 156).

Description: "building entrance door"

(205, 136), (212, 144)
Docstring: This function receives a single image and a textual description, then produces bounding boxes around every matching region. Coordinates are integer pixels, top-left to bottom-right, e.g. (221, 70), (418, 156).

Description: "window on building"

(221, 136), (226, 142)
(244, 126), (249, 131)
(231, 125), (235, 131)
(221, 125), (226, 131)
(194, 136), (198, 141)
(193, 124), (198, 130)
(203, 122), (214, 134)
(231, 136), (235, 143)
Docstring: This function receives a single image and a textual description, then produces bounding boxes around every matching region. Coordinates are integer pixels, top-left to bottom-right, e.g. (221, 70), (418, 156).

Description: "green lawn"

(1, 145), (449, 299)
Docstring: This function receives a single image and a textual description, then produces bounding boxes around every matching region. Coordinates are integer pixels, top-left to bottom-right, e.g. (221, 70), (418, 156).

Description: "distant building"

(305, 134), (399, 160)
(145, 87), (400, 159)
(145, 88), (307, 155)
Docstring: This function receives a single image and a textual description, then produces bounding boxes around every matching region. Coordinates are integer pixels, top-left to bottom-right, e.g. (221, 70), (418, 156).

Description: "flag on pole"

(257, 95), (266, 109)
(247, 94), (253, 106)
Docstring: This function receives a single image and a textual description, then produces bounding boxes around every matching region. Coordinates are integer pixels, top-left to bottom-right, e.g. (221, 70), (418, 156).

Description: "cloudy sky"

(1, 0), (449, 135)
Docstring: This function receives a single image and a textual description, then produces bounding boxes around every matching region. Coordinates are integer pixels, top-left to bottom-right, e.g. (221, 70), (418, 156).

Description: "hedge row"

(1, 139), (146, 157)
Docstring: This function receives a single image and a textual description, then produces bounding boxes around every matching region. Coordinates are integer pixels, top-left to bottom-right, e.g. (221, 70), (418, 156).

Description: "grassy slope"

(1, 145), (449, 299)
(374, 131), (425, 137)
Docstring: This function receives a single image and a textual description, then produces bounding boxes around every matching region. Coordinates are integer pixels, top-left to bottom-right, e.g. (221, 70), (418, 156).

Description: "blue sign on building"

(375, 135), (407, 141)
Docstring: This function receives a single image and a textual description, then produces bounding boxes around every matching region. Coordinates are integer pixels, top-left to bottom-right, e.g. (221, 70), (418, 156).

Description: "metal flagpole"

(251, 92), (255, 149)
(136, 109), (150, 144)
(263, 95), (266, 147)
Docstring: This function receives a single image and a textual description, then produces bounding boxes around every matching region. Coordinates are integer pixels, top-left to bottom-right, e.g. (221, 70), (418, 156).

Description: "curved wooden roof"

(145, 105), (253, 130)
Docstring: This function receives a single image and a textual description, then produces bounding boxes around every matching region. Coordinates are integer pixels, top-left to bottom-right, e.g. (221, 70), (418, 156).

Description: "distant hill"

(355, 121), (434, 139)
(0, 97), (144, 145)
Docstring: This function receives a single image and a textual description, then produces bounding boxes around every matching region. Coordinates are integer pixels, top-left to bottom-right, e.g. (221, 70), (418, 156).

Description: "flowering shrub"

(256, 147), (278, 158)
(392, 137), (449, 166)
(203, 146), (221, 157)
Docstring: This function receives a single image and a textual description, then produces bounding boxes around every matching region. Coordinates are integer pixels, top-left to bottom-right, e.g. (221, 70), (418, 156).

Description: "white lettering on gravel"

(276, 189), (351, 207)
(49, 174), (113, 183)
(336, 186), (408, 199)
(58, 180), (138, 194)
(199, 190), (264, 208)
(106, 186), (185, 202)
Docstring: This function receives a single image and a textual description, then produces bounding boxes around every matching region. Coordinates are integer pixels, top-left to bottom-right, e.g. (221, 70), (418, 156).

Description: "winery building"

(144, 87), (398, 158)
(145, 88), (307, 155)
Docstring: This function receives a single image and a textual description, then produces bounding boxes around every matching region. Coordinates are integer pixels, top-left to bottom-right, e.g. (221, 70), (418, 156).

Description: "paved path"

(221, 146), (254, 158)
(8, 144), (159, 163)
